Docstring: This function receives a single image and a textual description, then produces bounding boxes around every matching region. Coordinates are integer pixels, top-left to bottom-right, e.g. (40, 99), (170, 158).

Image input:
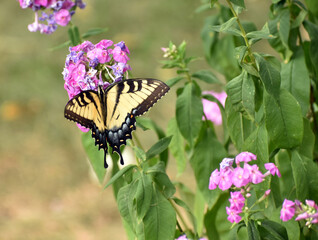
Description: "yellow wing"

(64, 90), (105, 131)
(105, 78), (170, 131)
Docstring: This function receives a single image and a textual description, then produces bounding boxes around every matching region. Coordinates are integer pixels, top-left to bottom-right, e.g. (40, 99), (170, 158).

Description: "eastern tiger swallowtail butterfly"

(64, 78), (169, 168)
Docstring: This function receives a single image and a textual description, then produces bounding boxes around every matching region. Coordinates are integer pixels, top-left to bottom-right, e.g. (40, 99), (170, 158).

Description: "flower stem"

(225, 0), (255, 63)
(168, 198), (191, 234)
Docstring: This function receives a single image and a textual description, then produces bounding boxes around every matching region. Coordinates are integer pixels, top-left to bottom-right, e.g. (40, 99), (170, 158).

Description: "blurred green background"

(0, 0), (271, 239)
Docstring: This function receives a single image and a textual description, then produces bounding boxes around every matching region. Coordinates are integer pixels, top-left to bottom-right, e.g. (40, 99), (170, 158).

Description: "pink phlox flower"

(218, 169), (233, 191)
(295, 212), (310, 221)
(87, 48), (111, 64)
(71, 63), (86, 81)
(209, 169), (220, 190)
(280, 199), (296, 221)
(265, 189), (271, 196)
(19, 0), (32, 8)
(264, 163), (281, 177)
(112, 46), (130, 64)
(235, 152), (257, 165)
(96, 39), (113, 50)
(61, 0), (75, 10)
(229, 191), (245, 210)
(54, 9), (71, 26)
(220, 157), (234, 170)
(71, 41), (94, 52)
(202, 91), (227, 125)
(115, 41), (130, 54)
(34, 0), (49, 7)
(76, 123), (89, 132)
(244, 163), (264, 184)
(306, 200), (318, 209)
(232, 167), (250, 188)
(226, 206), (242, 223)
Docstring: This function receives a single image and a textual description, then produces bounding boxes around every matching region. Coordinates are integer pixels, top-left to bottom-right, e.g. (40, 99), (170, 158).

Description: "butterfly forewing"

(64, 90), (105, 131)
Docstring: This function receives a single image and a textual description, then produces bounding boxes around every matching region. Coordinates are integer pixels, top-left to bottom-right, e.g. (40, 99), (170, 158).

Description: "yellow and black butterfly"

(64, 78), (169, 168)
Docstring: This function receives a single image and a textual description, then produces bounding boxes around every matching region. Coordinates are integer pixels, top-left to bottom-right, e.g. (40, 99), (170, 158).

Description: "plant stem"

(168, 198), (191, 233)
(225, 0), (255, 63)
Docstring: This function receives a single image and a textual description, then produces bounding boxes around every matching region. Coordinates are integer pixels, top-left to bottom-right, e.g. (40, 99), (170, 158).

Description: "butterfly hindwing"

(64, 78), (169, 168)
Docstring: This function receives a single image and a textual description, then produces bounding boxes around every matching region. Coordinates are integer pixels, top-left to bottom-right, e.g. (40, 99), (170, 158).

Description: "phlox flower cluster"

(209, 152), (281, 223)
(281, 199), (318, 228)
(18, 0), (85, 34)
(202, 91), (227, 125)
(63, 39), (131, 131)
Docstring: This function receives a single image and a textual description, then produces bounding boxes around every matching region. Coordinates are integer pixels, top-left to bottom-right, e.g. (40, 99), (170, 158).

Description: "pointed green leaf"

(281, 48), (310, 116)
(81, 132), (106, 184)
(210, 17), (242, 36)
(82, 27), (108, 39)
(167, 118), (187, 175)
(165, 76), (184, 88)
(135, 173), (153, 221)
(192, 70), (221, 84)
(146, 136), (172, 160)
(291, 150), (309, 201)
(143, 187), (176, 240)
(190, 126), (227, 206)
(264, 90), (303, 150)
(172, 197), (197, 233)
(258, 219), (288, 240)
(256, 54), (281, 100)
(225, 71), (255, 120)
(176, 83), (203, 147)
(247, 220), (261, 240)
(104, 164), (136, 189)
(230, 0), (245, 8)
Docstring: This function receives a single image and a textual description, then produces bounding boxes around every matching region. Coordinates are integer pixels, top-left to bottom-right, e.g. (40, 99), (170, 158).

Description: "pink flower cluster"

(281, 199), (318, 228)
(209, 152), (281, 223)
(202, 91), (227, 126)
(63, 39), (131, 131)
(18, 0), (85, 34)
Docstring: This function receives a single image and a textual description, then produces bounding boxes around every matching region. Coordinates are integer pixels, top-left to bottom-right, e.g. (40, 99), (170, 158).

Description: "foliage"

(21, 0), (318, 239)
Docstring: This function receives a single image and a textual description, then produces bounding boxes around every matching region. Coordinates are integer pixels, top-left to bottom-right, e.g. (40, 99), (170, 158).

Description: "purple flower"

(54, 9), (71, 26)
(226, 206), (242, 223)
(209, 169), (220, 190)
(229, 191), (245, 210)
(244, 163), (264, 184)
(220, 157), (234, 170)
(235, 152), (257, 165)
(280, 199), (296, 221)
(112, 46), (130, 64)
(218, 169), (232, 191)
(264, 163), (281, 177)
(202, 91), (227, 125)
(115, 41), (130, 54)
(96, 39), (113, 50)
(232, 167), (250, 188)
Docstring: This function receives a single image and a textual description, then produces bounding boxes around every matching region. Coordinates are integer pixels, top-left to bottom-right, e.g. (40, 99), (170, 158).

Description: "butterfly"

(64, 78), (169, 168)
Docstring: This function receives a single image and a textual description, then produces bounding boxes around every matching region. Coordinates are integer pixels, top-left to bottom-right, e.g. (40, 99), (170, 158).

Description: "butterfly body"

(64, 78), (169, 168)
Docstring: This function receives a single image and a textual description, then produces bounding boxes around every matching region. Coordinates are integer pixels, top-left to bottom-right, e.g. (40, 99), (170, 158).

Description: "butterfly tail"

(104, 150), (108, 168)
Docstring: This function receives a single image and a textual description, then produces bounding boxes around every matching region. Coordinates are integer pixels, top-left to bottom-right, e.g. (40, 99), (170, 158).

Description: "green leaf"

(305, 0), (318, 19)
(291, 150), (309, 201)
(281, 47), (310, 116)
(135, 173), (153, 221)
(255, 54), (281, 100)
(192, 70), (221, 84)
(81, 132), (106, 184)
(194, 189), (205, 235)
(146, 162), (176, 198)
(230, 0), (245, 8)
(176, 83), (203, 147)
(247, 220), (261, 240)
(104, 164), (136, 189)
(82, 27), (108, 39)
(243, 123), (269, 165)
(303, 20), (318, 78)
(165, 76), (184, 88)
(132, 146), (146, 162)
(117, 184), (136, 238)
(258, 219), (288, 240)
(264, 90), (303, 150)
(146, 136), (172, 160)
(190, 126), (227, 206)
(225, 99), (255, 151)
(277, 9), (290, 50)
(167, 118), (187, 176)
(210, 17), (242, 36)
(172, 197), (198, 233)
(247, 23), (276, 45)
(225, 71), (255, 120)
(143, 187), (176, 240)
